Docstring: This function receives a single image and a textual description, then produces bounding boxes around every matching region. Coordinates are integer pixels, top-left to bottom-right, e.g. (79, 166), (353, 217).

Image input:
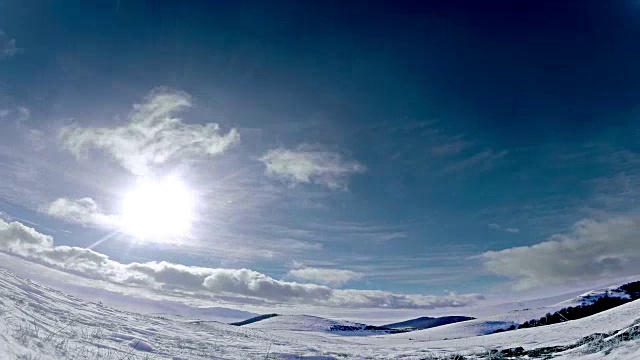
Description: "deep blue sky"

(1, 0), (640, 311)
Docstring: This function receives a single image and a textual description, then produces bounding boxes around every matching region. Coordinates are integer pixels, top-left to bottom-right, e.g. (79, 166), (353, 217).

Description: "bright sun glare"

(120, 177), (196, 240)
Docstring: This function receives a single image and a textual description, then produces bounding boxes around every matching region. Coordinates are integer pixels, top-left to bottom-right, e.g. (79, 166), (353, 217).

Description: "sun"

(119, 176), (196, 240)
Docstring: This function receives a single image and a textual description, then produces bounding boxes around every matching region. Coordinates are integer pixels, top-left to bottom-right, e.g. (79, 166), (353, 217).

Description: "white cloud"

(59, 88), (240, 175)
(288, 267), (364, 286)
(481, 216), (640, 290)
(43, 197), (117, 227)
(488, 223), (519, 234)
(0, 218), (483, 309)
(0, 219), (53, 251)
(260, 145), (366, 190)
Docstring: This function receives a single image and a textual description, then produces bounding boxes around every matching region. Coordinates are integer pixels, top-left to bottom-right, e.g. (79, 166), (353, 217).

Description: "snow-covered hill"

(243, 314), (400, 335)
(1, 266), (640, 359)
(559, 284), (634, 307)
(366, 296), (640, 358)
(382, 316), (475, 330)
(398, 280), (640, 341)
(382, 300), (581, 341)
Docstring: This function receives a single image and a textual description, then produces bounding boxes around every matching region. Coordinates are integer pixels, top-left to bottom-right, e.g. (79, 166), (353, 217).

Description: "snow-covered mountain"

(1, 266), (640, 359)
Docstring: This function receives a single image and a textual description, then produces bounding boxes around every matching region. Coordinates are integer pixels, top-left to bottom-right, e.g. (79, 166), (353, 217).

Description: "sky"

(1, 0), (640, 317)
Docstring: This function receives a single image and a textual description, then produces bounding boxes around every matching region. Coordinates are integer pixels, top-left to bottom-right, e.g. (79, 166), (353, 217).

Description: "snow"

(376, 300), (586, 341)
(382, 316), (474, 330)
(560, 286), (632, 307)
(247, 315), (361, 332)
(1, 266), (640, 359)
(363, 299), (640, 354)
(246, 314), (353, 332)
(129, 339), (155, 352)
(274, 354), (335, 360)
(243, 314), (400, 336)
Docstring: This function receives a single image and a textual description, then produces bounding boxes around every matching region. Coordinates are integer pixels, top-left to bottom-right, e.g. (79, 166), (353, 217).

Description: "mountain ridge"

(382, 315), (475, 330)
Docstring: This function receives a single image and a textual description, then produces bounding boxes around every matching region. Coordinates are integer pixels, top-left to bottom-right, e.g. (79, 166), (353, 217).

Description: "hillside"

(369, 296), (640, 357)
(493, 280), (640, 334)
(230, 313), (279, 326)
(242, 314), (403, 335)
(382, 315), (475, 330)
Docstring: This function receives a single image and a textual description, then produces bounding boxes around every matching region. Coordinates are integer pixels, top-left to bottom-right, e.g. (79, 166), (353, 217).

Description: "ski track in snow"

(1, 267), (640, 359)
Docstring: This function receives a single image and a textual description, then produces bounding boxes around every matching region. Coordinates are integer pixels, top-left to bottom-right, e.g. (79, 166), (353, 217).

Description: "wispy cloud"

(0, 105), (29, 127)
(42, 197), (117, 228)
(431, 135), (471, 156)
(259, 145), (366, 190)
(488, 223), (520, 234)
(481, 215), (640, 290)
(0, 218), (484, 309)
(287, 266), (364, 286)
(477, 143), (640, 242)
(258, 221), (410, 246)
(59, 88), (240, 175)
(443, 149), (508, 173)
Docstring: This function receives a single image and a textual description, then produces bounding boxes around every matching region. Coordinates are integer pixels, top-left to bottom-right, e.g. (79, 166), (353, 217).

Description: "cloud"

(488, 223), (520, 233)
(481, 216), (640, 289)
(0, 219), (53, 251)
(0, 105), (29, 126)
(43, 197), (117, 227)
(59, 88), (240, 175)
(431, 136), (470, 156)
(260, 145), (366, 190)
(287, 267), (364, 286)
(0, 218), (483, 309)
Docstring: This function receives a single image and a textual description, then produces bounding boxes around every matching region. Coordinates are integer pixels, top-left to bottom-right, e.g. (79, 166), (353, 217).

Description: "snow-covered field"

(1, 266), (640, 359)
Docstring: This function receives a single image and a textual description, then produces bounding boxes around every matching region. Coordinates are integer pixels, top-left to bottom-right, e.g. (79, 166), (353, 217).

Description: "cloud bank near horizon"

(481, 216), (640, 290)
(0, 218), (484, 310)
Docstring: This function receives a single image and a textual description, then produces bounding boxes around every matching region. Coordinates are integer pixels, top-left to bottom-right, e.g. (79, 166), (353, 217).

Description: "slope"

(243, 314), (402, 335)
(382, 316), (475, 330)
